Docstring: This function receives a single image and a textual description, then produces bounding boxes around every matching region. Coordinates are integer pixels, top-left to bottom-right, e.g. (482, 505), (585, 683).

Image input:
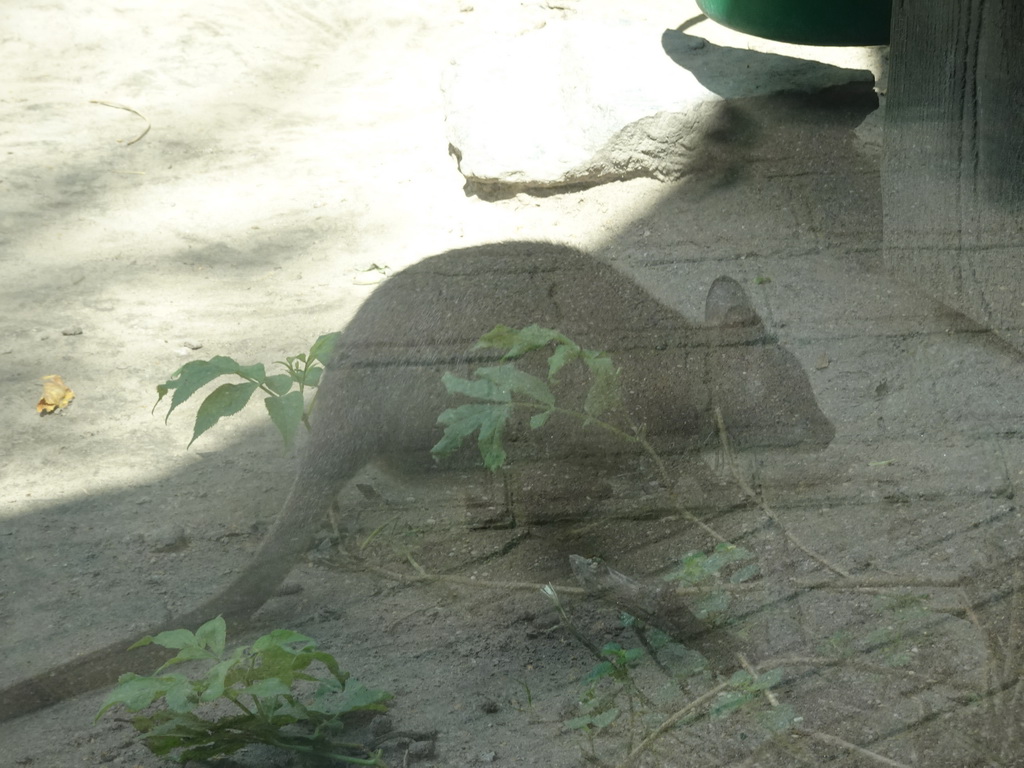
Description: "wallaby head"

(0, 241), (833, 722)
(701, 274), (835, 452)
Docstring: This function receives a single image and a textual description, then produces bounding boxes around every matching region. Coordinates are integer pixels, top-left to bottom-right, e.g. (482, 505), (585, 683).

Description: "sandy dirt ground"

(2, 1), (1024, 767)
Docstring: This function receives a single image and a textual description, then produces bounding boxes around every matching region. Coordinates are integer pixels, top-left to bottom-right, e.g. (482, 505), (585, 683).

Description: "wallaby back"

(0, 242), (833, 721)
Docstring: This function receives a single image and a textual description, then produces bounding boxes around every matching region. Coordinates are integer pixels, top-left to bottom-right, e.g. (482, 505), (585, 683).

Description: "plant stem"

(509, 400), (673, 484)
(262, 734), (385, 766)
(613, 679), (734, 768)
(507, 398), (732, 543)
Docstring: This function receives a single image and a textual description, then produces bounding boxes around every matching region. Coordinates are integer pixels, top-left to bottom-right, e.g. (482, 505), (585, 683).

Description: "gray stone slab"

(442, 20), (873, 192)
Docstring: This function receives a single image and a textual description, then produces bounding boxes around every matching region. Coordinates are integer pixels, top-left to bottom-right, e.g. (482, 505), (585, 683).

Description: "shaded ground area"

(2, 2), (1023, 767)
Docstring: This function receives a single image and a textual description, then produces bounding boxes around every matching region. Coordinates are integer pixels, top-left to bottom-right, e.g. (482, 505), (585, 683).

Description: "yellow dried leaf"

(37, 374), (75, 415)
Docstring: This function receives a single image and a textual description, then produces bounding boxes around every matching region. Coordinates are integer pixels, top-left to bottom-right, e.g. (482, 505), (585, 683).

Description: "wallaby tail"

(0, 457), (353, 722)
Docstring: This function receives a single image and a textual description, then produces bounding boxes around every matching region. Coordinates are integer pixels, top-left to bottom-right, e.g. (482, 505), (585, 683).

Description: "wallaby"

(0, 241), (833, 721)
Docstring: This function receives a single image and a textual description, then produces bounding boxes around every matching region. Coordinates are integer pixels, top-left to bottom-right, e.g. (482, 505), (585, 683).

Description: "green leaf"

(332, 680), (392, 714)
(664, 543), (755, 587)
(252, 628), (317, 652)
(271, 699), (310, 721)
(158, 645), (221, 670)
(431, 405), (485, 457)
(235, 362), (266, 383)
(432, 403), (512, 470)
(476, 324), (569, 358)
(300, 365), (324, 388)
(529, 410), (553, 429)
(641, 627), (671, 649)
(440, 371), (512, 403)
(590, 708), (620, 729)
(195, 616), (227, 655)
(308, 332), (341, 365)
(727, 669), (753, 688)
(705, 543), (755, 572)
(621, 647), (644, 665)
(475, 405), (511, 470)
(546, 340), (581, 380)
(565, 707), (620, 732)
(747, 667), (783, 692)
(199, 658), (239, 702)
(434, 364), (554, 469)
(154, 356), (243, 421)
(477, 365), (554, 407)
(97, 673), (182, 717)
(758, 703), (797, 732)
(164, 677), (199, 712)
(306, 650), (345, 682)
(252, 646), (303, 682)
(694, 591), (730, 618)
(143, 628), (199, 651)
(564, 714), (596, 731)
(265, 390), (305, 448)
(582, 661), (616, 684)
(286, 653), (319, 676)
(659, 644), (710, 679)
(188, 380), (260, 447)
(710, 690), (751, 719)
(732, 563), (761, 583)
(474, 324), (520, 351)
(664, 550), (713, 585)
(581, 353), (621, 418)
(263, 373), (294, 396)
(101, 618), (394, 764)
(238, 678), (292, 701)
(310, 677), (392, 718)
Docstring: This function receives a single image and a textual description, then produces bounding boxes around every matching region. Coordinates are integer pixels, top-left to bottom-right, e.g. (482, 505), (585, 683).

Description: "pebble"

(143, 524), (188, 552)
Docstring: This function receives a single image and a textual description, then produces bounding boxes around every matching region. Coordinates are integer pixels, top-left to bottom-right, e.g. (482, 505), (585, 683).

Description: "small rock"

(61, 326), (83, 336)
(479, 698), (500, 714)
(275, 581), (304, 596)
(144, 525), (188, 553)
(408, 740), (435, 759)
(182, 340), (203, 350)
(369, 714), (394, 738)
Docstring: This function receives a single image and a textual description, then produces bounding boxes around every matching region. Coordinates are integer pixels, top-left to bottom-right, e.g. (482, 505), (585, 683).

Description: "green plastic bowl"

(696, 0), (891, 46)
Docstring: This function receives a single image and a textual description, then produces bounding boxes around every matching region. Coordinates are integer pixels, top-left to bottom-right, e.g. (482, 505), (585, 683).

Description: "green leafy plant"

(663, 542), (760, 620)
(97, 616), (391, 765)
(583, 642), (646, 687)
(563, 642), (645, 757)
(710, 668), (791, 725)
(554, 602), (792, 764)
(430, 324), (628, 470)
(155, 333), (340, 448)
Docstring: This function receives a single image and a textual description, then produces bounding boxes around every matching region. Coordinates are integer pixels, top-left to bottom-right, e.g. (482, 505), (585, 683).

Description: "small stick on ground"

(90, 99), (151, 145)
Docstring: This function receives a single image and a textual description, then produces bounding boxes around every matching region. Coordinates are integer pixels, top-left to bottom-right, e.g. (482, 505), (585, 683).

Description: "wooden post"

(883, 0), (1024, 348)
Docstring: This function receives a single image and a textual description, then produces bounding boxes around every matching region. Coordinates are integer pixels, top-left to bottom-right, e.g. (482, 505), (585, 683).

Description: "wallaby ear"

(705, 276), (764, 328)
